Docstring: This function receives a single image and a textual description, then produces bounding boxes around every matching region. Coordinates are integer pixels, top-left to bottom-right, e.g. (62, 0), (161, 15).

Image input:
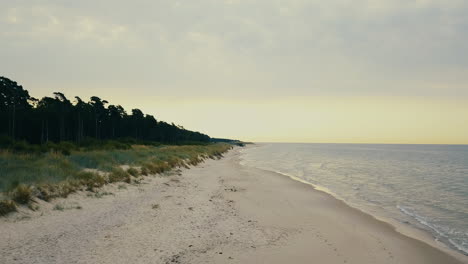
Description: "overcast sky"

(1, 0), (467, 143)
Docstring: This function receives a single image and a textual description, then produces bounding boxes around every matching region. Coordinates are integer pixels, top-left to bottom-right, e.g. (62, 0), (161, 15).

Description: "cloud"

(1, 0), (467, 99)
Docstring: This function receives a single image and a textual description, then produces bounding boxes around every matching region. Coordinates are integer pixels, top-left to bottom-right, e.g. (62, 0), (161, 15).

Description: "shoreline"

(239, 144), (468, 259)
(230, 147), (467, 263)
(254, 165), (468, 257)
(243, 162), (468, 262)
(1, 147), (467, 263)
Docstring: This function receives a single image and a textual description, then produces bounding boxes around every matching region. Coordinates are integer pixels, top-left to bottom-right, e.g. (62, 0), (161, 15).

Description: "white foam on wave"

(269, 169), (337, 197)
(397, 205), (468, 255)
(238, 144), (468, 256)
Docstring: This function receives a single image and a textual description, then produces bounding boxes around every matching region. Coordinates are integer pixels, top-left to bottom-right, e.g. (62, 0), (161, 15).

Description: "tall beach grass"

(0, 143), (232, 216)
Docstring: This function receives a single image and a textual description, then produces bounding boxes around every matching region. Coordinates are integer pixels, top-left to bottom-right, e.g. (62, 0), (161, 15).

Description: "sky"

(1, 0), (467, 144)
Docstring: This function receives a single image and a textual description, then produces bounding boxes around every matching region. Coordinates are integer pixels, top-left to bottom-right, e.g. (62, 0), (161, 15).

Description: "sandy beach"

(1, 147), (467, 264)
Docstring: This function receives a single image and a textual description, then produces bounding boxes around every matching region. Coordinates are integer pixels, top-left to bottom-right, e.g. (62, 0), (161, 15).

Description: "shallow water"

(239, 143), (468, 255)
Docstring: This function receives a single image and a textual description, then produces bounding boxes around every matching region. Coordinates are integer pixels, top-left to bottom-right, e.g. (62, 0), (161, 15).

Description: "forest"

(0, 76), (210, 148)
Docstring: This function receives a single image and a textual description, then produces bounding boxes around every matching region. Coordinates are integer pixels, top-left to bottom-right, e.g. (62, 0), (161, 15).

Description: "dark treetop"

(0, 76), (210, 146)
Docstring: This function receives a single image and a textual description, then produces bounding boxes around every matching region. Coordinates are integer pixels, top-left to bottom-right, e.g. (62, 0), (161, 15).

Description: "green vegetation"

(0, 200), (17, 216)
(210, 138), (252, 147)
(0, 76), (210, 146)
(0, 76), (237, 216)
(108, 168), (132, 184)
(0, 143), (231, 192)
(126, 167), (139, 177)
(0, 143), (232, 216)
(10, 184), (32, 204)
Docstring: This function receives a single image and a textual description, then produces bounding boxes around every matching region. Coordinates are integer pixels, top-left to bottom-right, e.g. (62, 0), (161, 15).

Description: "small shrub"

(74, 171), (106, 190)
(35, 184), (58, 201)
(10, 184), (32, 204)
(143, 162), (169, 175)
(142, 163), (156, 174)
(108, 168), (131, 183)
(189, 156), (203, 166)
(167, 157), (181, 168)
(0, 200), (17, 216)
(152, 161), (171, 174)
(140, 167), (149, 176)
(58, 182), (77, 198)
(127, 167), (139, 177)
(35, 181), (81, 201)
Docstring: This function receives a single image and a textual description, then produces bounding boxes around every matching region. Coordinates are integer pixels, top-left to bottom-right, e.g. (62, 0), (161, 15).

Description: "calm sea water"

(239, 143), (468, 255)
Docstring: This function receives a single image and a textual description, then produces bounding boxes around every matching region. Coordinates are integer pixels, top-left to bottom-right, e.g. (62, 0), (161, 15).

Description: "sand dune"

(1, 148), (466, 264)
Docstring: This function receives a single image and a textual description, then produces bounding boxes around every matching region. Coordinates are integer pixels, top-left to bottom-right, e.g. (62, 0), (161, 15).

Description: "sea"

(239, 143), (468, 255)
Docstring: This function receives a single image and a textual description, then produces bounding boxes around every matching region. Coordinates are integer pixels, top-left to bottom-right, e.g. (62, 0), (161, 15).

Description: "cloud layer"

(1, 1), (467, 142)
(2, 0), (467, 98)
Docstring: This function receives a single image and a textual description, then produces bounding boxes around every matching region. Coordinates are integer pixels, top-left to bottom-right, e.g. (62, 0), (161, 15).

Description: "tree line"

(0, 76), (210, 145)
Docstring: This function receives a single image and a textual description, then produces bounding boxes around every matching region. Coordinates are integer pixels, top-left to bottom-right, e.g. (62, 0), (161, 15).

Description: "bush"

(0, 200), (17, 216)
(58, 181), (78, 197)
(108, 168), (131, 183)
(142, 161), (170, 175)
(36, 181), (82, 201)
(140, 167), (149, 176)
(127, 167), (139, 177)
(74, 171), (106, 190)
(35, 184), (58, 201)
(10, 184), (32, 204)
(167, 157), (181, 167)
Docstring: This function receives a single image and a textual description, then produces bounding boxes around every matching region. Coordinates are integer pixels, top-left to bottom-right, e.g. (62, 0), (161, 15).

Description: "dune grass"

(0, 143), (232, 216)
(0, 200), (17, 215)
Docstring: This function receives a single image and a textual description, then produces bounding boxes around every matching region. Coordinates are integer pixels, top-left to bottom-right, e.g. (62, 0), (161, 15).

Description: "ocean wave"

(397, 205), (468, 255)
(239, 143), (468, 257)
(264, 169), (339, 198)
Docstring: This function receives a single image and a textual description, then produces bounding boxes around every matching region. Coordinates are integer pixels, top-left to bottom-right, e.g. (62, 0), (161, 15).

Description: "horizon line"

(247, 142), (468, 146)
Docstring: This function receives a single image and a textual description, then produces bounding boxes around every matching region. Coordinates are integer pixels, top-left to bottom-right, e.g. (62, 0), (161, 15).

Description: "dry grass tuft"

(140, 166), (149, 176)
(127, 167), (139, 177)
(108, 168), (131, 183)
(75, 171), (106, 191)
(35, 184), (58, 201)
(0, 200), (17, 216)
(1, 143), (233, 211)
(10, 184), (32, 204)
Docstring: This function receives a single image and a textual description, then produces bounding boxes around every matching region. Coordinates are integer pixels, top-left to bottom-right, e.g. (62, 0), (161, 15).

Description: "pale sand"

(1, 148), (467, 264)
